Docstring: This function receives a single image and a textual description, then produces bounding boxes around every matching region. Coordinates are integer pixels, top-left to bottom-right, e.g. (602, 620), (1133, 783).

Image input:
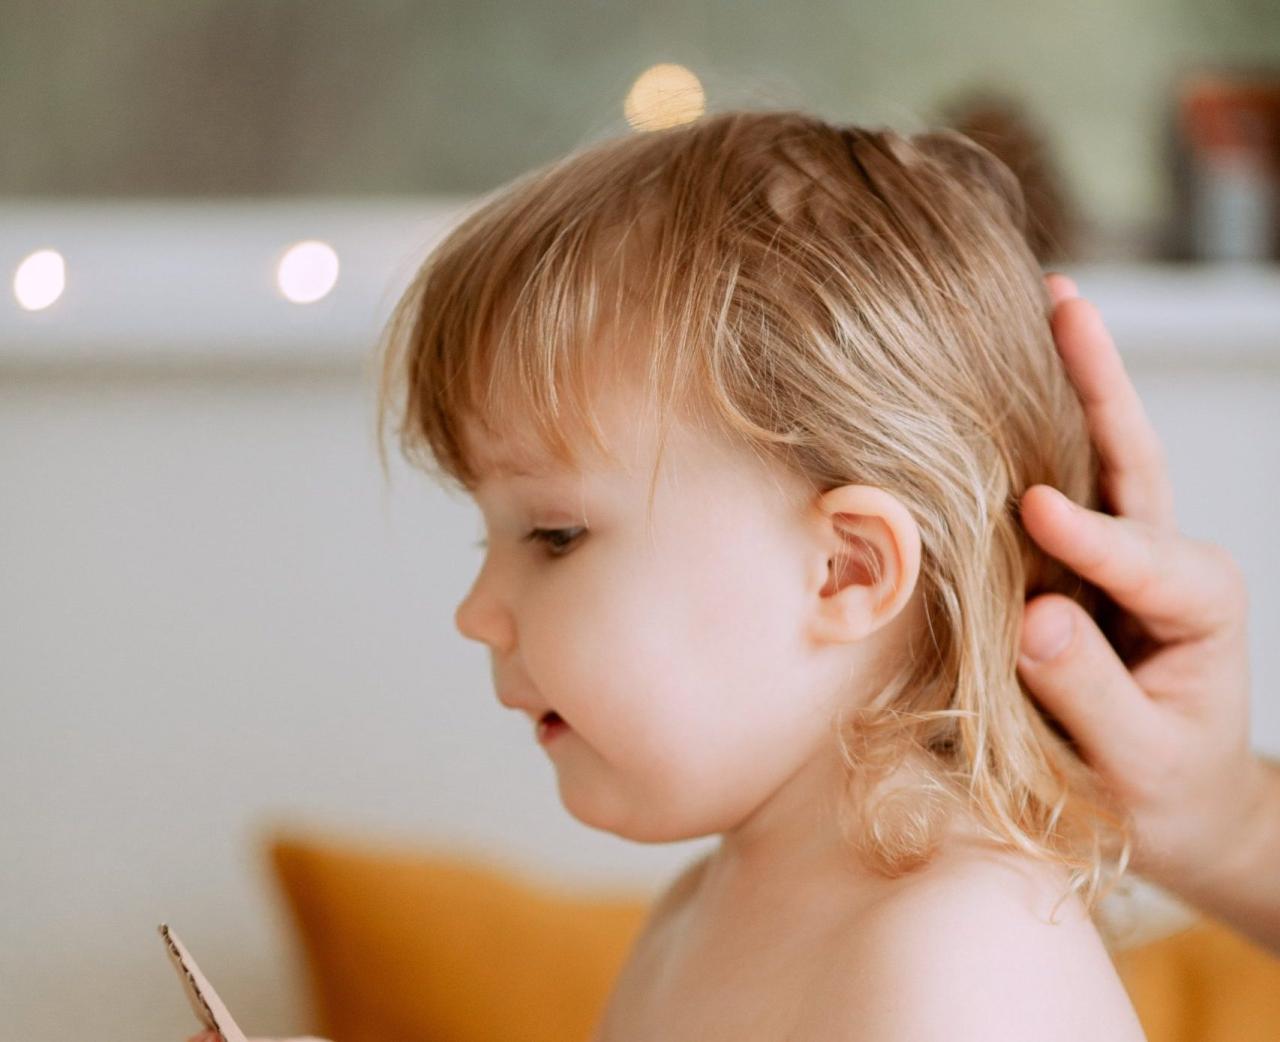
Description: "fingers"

(1044, 272), (1079, 306)
(1018, 484), (1244, 644)
(1017, 592), (1168, 794)
(1047, 295), (1177, 530)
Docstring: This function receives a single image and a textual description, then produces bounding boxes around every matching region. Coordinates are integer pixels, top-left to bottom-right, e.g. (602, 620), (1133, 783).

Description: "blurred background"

(2, 3), (1279, 1041)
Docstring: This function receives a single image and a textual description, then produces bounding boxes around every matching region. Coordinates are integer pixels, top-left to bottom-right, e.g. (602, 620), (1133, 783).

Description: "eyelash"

(473, 527), (585, 558)
(524, 527), (585, 557)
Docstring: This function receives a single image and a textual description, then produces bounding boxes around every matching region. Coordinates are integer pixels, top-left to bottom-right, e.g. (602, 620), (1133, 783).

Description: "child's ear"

(804, 485), (922, 646)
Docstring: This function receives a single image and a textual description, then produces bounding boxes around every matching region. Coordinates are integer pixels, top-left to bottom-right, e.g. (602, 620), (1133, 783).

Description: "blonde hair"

(374, 107), (1134, 927)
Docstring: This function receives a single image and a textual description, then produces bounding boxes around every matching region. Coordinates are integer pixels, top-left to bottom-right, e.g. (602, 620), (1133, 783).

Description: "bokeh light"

(276, 240), (340, 303)
(624, 63), (706, 131)
(13, 249), (66, 311)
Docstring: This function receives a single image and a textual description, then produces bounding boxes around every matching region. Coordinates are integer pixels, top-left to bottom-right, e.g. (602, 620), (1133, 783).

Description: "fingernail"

(1047, 272), (1079, 300)
(1021, 606), (1074, 662)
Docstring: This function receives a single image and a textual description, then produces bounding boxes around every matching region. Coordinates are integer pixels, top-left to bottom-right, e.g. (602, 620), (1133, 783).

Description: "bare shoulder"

(611, 855), (711, 972)
(813, 849), (1148, 1042)
(588, 852), (712, 1041)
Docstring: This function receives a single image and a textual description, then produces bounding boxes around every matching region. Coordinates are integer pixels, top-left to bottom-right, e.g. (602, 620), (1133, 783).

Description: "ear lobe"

(806, 486), (922, 647)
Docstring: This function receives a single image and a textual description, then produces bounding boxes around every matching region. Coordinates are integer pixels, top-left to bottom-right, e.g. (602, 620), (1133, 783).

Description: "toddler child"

(374, 107), (1147, 1040)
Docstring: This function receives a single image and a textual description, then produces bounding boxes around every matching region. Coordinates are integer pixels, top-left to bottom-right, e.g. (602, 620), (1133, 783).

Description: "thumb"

(1017, 594), (1161, 790)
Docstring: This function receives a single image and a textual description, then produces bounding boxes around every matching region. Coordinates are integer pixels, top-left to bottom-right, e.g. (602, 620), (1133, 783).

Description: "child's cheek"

(524, 562), (690, 744)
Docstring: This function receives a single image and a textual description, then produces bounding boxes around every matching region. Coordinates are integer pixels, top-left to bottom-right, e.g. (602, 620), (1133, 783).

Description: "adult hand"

(1017, 274), (1280, 954)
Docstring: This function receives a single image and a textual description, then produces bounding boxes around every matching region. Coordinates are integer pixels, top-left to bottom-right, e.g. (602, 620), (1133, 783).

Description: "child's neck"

(700, 745), (995, 926)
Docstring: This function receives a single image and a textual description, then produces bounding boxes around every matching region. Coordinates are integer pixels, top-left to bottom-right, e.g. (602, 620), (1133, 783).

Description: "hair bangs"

(375, 136), (723, 505)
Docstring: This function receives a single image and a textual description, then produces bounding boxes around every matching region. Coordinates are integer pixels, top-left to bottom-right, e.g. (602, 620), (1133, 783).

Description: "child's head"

(375, 108), (1131, 918)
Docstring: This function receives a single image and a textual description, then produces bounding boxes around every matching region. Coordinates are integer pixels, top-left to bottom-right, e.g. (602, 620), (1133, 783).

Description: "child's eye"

(522, 527), (585, 557)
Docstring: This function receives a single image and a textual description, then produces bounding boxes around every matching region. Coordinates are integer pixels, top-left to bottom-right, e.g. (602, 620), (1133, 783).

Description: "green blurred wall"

(2, 0), (1277, 233)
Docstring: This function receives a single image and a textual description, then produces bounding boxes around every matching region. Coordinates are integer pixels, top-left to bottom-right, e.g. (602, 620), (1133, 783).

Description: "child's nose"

(454, 589), (514, 653)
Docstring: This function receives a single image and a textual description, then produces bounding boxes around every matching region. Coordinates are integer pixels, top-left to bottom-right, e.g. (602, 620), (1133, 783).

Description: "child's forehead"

(460, 415), (623, 492)
(461, 409), (798, 513)
(463, 426), (560, 475)
(461, 375), (650, 471)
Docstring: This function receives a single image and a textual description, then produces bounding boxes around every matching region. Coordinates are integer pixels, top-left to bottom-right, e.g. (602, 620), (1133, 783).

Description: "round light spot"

(13, 249), (66, 311)
(276, 240), (340, 304)
(624, 64), (705, 131)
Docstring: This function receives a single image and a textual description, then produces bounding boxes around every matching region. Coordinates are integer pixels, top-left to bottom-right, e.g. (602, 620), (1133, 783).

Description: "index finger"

(1021, 485), (1241, 643)
(1049, 292), (1177, 531)
(1044, 272), (1078, 305)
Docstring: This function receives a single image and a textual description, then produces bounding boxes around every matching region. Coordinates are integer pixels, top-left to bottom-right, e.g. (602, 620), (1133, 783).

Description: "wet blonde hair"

(374, 107), (1134, 926)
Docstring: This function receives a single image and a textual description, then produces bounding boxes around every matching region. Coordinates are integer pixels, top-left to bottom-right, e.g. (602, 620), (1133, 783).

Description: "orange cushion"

(1112, 916), (1280, 1042)
(264, 828), (651, 1042)
(264, 827), (1280, 1042)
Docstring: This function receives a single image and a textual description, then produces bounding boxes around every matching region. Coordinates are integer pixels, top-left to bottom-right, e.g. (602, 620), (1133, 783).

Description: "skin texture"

(1022, 274), (1279, 956)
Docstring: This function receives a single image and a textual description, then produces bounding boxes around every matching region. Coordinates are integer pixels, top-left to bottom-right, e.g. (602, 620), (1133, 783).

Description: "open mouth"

(537, 710), (569, 743)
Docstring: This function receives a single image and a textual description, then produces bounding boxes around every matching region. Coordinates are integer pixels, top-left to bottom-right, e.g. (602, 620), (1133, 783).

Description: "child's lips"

(536, 711), (570, 744)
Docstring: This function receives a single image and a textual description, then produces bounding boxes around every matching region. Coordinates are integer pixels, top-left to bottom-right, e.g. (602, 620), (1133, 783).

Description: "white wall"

(2, 203), (1278, 1042)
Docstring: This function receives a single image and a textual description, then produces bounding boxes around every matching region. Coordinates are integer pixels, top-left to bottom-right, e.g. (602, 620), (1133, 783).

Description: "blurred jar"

(1170, 68), (1280, 263)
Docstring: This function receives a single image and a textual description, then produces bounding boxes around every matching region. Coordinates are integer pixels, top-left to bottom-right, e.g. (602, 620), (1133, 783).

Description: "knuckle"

(1215, 542), (1245, 585)
(1177, 539), (1249, 638)
(1124, 440), (1158, 482)
(1207, 541), (1250, 614)
(1199, 537), (1234, 580)
(1122, 517), (1163, 601)
(1140, 431), (1169, 471)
